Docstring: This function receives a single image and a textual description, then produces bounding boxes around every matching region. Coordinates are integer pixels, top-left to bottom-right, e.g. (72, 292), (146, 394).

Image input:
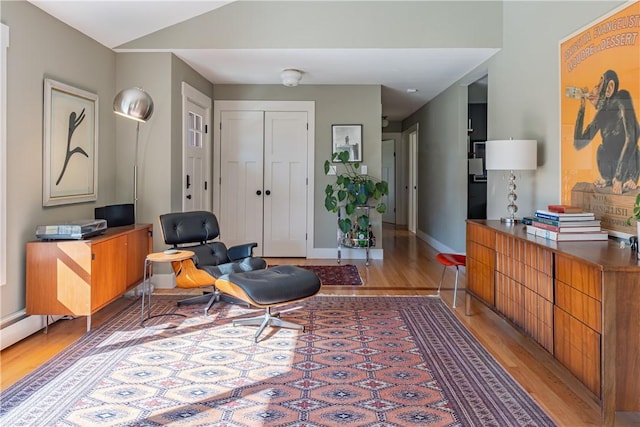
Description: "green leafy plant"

(324, 150), (389, 234)
(626, 193), (640, 226)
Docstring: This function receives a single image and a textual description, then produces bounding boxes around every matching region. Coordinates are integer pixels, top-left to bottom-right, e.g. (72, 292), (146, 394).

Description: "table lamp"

(485, 139), (537, 224)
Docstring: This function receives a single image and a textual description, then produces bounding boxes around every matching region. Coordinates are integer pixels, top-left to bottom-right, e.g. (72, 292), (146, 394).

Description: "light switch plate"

(360, 165), (367, 175)
(327, 165), (337, 175)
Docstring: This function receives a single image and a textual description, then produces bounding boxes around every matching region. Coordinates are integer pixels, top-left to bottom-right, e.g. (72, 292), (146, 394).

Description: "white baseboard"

(124, 273), (176, 298)
(1, 275), (177, 351)
(415, 230), (461, 255)
(0, 311), (49, 350)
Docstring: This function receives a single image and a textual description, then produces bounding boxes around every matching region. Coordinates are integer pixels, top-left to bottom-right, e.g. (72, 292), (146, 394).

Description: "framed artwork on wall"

(559, 1), (639, 237)
(472, 141), (487, 182)
(43, 78), (98, 206)
(332, 124), (362, 162)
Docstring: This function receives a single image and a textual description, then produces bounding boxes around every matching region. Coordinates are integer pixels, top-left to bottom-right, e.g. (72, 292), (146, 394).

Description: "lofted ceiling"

(29, 0), (496, 121)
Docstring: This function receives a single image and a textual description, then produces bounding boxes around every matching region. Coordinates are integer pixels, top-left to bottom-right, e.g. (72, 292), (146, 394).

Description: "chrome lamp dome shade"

(113, 87), (154, 223)
(113, 87), (154, 122)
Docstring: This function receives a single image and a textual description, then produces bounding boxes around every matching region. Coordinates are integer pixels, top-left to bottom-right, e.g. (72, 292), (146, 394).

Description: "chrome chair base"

(233, 307), (304, 342)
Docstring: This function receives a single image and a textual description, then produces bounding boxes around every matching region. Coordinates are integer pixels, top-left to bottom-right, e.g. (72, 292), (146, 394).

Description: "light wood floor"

(0, 224), (612, 425)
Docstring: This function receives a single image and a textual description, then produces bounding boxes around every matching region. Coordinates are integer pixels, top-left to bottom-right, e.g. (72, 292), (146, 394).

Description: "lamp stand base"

(500, 217), (520, 225)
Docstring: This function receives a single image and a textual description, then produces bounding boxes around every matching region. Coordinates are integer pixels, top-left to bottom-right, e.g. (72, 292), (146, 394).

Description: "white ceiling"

(29, 0), (495, 121)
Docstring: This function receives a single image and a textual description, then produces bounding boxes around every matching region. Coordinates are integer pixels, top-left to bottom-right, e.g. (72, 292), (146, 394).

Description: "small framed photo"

(43, 79), (98, 206)
(472, 141), (487, 182)
(332, 124), (362, 162)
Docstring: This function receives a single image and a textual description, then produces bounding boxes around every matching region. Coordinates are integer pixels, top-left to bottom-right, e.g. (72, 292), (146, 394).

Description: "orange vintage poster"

(560, 1), (640, 236)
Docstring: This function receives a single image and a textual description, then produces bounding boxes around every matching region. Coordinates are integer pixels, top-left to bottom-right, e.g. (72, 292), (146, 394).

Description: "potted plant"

(324, 150), (389, 235)
(627, 192), (640, 227)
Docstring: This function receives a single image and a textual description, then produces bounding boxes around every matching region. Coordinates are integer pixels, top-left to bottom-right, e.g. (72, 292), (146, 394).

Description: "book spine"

(532, 217), (560, 226)
(535, 211), (562, 221)
(531, 221), (559, 232)
(535, 227), (558, 240)
(558, 226), (601, 233)
(547, 205), (582, 213)
(535, 211), (595, 221)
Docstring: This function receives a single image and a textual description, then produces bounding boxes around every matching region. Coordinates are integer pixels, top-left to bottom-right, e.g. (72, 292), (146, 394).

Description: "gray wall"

(214, 84), (382, 248)
(404, 0), (625, 253)
(485, 1), (625, 221)
(115, 52), (214, 263)
(115, 53), (173, 255)
(403, 84), (469, 252)
(1, 1), (117, 317)
(0, 3), (216, 323)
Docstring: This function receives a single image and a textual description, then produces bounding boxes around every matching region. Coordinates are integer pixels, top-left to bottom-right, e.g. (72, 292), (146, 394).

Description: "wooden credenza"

(466, 220), (640, 426)
(26, 224), (153, 329)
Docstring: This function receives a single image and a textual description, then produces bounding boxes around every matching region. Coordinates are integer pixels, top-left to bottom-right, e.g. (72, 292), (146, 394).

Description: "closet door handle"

(256, 190), (262, 196)
(265, 190), (271, 196)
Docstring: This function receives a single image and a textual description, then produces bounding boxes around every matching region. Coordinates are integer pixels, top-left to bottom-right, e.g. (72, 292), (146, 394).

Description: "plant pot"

(347, 182), (369, 205)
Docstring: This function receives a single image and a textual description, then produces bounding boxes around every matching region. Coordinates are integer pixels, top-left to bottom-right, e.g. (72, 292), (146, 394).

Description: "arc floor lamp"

(113, 87), (154, 223)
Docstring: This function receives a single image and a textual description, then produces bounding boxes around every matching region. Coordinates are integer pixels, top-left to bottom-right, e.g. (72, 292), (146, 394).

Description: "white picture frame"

(332, 124), (362, 162)
(43, 79), (98, 206)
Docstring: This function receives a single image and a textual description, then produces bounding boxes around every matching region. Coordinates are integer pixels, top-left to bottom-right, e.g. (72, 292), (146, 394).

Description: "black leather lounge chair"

(159, 210), (267, 315)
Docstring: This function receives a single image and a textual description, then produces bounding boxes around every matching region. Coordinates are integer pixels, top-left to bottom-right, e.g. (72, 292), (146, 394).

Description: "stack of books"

(526, 205), (608, 241)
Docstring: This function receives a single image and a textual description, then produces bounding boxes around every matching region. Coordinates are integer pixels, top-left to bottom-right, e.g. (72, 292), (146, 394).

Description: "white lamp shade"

(113, 87), (154, 122)
(485, 139), (537, 170)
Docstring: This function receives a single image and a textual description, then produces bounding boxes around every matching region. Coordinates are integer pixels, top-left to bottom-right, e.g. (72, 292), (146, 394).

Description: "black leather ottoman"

(215, 265), (321, 342)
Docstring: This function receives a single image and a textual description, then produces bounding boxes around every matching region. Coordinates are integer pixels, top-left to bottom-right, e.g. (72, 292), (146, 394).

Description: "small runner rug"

(292, 264), (363, 286)
(0, 296), (555, 426)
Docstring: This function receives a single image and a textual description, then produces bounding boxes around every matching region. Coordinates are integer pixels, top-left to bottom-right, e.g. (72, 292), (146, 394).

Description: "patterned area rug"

(274, 264), (363, 286)
(0, 296), (555, 426)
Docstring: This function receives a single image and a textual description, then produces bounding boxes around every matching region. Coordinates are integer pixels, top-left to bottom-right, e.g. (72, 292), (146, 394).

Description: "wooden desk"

(26, 224), (153, 331)
(466, 220), (640, 426)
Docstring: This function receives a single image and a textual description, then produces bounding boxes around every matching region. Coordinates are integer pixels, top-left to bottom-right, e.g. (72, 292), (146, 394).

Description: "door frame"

(381, 139), (396, 224)
(213, 100), (315, 256)
(181, 82), (212, 212)
(404, 123), (419, 234)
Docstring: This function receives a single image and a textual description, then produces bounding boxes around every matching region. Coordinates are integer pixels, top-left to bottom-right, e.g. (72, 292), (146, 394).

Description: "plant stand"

(337, 205), (373, 266)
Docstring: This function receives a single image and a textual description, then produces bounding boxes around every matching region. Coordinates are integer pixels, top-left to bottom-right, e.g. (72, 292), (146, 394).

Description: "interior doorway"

(381, 139), (396, 224)
(468, 75), (488, 219)
(405, 124), (418, 234)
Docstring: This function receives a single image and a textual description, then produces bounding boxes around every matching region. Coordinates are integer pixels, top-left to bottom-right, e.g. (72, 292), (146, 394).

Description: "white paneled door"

(218, 109), (308, 257)
(182, 83), (211, 212)
(219, 111), (265, 252)
(263, 111), (308, 256)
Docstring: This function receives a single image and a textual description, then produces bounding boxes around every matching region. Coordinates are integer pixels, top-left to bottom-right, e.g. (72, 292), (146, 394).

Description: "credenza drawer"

(555, 280), (601, 333)
(468, 241), (495, 266)
(555, 255), (601, 301)
(467, 222), (495, 249)
(554, 306), (601, 397)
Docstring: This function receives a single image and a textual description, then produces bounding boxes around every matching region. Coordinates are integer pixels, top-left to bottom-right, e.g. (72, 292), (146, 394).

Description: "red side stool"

(435, 253), (466, 308)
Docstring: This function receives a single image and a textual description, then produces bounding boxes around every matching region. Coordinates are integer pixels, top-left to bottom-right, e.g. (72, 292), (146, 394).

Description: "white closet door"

(219, 111), (264, 253)
(263, 111), (308, 256)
